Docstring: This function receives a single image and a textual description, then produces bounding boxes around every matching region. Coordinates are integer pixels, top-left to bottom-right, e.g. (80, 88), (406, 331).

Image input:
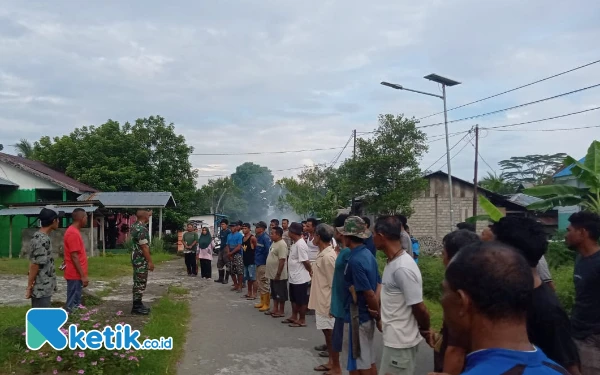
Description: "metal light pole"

(381, 74), (461, 231)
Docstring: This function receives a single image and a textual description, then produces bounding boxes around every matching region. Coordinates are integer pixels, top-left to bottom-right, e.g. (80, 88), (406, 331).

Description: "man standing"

(25, 207), (63, 308)
(241, 223), (257, 298)
(183, 223), (198, 276)
(339, 216), (379, 375)
(566, 211), (600, 375)
(270, 219), (279, 230)
(284, 222), (312, 327)
(282, 219), (292, 249)
(372, 215), (431, 375)
(305, 218), (320, 262)
(361, 217), (376, 257)
(215, 219), (231, 284)
(265, 226), (289, 317)
(254, 221), (272, 310)
(130, 209), (155, 315)
(63, 208), (89, 313)
(226, 221), (244, 292)
(441, 241), (567, 374)
(309, 224), (338, 373)
(397, 215), (413, 258)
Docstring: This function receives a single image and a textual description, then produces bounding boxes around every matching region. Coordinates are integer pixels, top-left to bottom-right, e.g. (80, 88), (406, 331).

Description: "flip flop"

(318, 351), (329, 358)
(314, 344), (327, 351)
(271, 313), (285, 318)
(240, 294), (250, 298)
(314, 364), (331, 372)
(281, 318), (296, 324)
(288, 323), (307, 327)
(246, 297), (257, 300)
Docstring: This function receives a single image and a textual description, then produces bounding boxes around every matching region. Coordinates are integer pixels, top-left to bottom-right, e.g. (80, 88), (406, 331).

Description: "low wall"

(20, 228), (98, 258)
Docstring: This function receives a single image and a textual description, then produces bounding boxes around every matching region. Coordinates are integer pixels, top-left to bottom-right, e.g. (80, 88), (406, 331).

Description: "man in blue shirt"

(253, 221), (272, 310)
(442, 241), (568, 375)
(361, 216), (377, 257)
(339, 216), (380, 375)
(225, 221), (244, 292)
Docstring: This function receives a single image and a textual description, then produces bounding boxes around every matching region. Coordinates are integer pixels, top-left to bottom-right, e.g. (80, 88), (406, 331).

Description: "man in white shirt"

(372, 215), (432, 375)
(284, 222), (313, 327)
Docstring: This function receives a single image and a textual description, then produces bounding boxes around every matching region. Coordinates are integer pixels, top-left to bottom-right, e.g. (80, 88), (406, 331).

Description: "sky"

(1, 0), (599, 187)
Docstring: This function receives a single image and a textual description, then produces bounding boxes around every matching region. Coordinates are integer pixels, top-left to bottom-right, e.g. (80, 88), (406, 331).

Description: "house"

(552, 156), (586, 230)
(0, 153), (97, 257)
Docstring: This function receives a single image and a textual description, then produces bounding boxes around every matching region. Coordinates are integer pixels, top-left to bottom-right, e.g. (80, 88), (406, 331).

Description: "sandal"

(314, 344), (327, 351)
(288, 323), (307, 327)
(281, 318), (296, 324)
(314, 364), (330, 372)
(318, 351), (329, 358)
(271, 313), (285, 318)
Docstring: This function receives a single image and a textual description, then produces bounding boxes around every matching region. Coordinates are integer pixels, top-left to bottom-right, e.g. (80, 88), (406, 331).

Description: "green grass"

(135, 294), (190, 375)
(424, 299), (443, 331)
(167, 285), (189, 295)
(0, 306), (29, 372)
(0, 253), (176, 280)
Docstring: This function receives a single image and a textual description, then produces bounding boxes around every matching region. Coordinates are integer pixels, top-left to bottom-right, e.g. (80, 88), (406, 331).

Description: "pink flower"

(113, 353), (118, 356)
(99, 358), (105, 361)
(81, 317), (89, 321)
(60, 328), (68, 335)
(120, 354), (125, 358)
(78, 305), (87, 310)
(20, 360), (25, 364)
(105, 319), (109, 323)
(53, 370), (58, 375)
(74, 323), (79, 327)
(78, 370), (85, 374)
(25, 349), (30, 353)
(116, 311), (123, 316)
(93, 323), (100, 328)
(128, 356), (139, 362)
(119, 322), (125, 325)
(56, 356), (62, 362)
(91, 361), (97, 366)
(78, 352), (85, 358)
(21, 332), (26, 336)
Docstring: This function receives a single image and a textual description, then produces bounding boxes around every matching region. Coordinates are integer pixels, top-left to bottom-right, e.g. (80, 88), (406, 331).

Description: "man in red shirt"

(63, 208), (89, 313)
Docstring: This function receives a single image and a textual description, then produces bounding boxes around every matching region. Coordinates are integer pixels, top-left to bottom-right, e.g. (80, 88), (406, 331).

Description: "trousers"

(256, 265), (269, 294)
(65, 280), (83, 312)
(184, 252), (197, 275)
(199, 259), (212, 278)
(132, 252), (148, 302)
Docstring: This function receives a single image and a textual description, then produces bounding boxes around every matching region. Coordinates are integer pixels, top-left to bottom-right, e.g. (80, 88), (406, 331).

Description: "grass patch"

(425, 299), (443, 331)
(0, 306), (29, 371)
(167, 285), (189, 295)
(0, 253), (176, 280)
(135, 294), (190, 375)
(96, 280), (121, 298)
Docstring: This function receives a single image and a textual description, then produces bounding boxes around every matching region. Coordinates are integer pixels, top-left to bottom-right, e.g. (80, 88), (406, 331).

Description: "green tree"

(231, 162), (273, 220)
(14, 139), (33, 158)
(524, 141), (600, 214)
(31, 116), (198, 228)
(499, 153), (567, 186)
(479, 172), (516, 194)
(195, 177), (247, 219)
(277, 166), (342, 223)
(336, 114), (428, 215)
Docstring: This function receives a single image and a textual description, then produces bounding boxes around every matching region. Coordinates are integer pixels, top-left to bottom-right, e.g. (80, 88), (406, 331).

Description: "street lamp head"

(380, 81), (403, 90)
(424, 74), (461, 87)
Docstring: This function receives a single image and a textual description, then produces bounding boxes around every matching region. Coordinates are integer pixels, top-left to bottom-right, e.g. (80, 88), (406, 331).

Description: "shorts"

(378, 345), (418, 375)
(216, 250), (228, 270)
(289, 282), (309, 305)
(347, 320), (375, 371)
(31, 296), (52, 308)
(332, 317), (345, 352)
(270, 279), (288, 301)
(575, 335), (600, 374)
(244, 264), (256, 281)
(316, 313), (335, 330)
(231, 253), (243, 275)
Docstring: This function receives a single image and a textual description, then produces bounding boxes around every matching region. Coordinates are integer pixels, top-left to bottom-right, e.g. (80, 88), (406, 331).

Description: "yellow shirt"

(308, 245), (337, 316)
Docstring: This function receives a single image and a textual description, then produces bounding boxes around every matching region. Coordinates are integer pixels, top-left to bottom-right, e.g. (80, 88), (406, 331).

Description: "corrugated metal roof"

(77, 191), (176, 208)
(0, 153), (97, 193)
(507, 193), (542, 207)
(554, 156), (585, 178)
(0, 177), (18, 186)
(0, 205), (100, 217)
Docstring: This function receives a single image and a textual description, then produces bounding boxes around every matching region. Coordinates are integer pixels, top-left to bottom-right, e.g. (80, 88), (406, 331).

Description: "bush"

(150, 238), (166, 254)
(546, 241), (576, 269)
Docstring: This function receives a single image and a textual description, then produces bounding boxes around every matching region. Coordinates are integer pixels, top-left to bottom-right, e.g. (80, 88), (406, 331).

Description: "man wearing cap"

(340, 216), (380, 375)
(215, 219), (231, 284)
(253, 221), (273, 310)
(130, 209), (155, 315)
(284, 222), (313, 327)
(25, 207), (63, 308)
(225, 220), (244, 292)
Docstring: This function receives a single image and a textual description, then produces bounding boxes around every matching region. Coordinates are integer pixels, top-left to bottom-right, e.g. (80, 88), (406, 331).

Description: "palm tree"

(13, 139), (33, 158)
(479, 172), (515, 195)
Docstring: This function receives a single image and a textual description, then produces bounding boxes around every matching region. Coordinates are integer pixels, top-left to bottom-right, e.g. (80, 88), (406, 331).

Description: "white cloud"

(0, 0), (598, 188)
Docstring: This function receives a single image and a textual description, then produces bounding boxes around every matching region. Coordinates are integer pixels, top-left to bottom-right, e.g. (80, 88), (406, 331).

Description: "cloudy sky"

(1, 0), (599, 186)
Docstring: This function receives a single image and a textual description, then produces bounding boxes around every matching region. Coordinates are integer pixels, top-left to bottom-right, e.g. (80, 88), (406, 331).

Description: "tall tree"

(231, 162), (274, 220)
(499, 153), (567, 186)
(32, 116), (198, 228)
(195, 177), (247, 219)
(479, 172), (516, 194)
(336, 114), (428, 215)
(14, 139), (33, 158)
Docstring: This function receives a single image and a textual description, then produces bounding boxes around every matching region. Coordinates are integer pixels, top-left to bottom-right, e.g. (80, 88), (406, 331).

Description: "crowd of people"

(23, 205), (600, 375)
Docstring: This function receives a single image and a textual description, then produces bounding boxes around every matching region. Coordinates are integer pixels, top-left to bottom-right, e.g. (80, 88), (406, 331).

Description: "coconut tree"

(13, 139), (33, 158)
(479, 172), (516, 194)
(524, 140), (600, 214)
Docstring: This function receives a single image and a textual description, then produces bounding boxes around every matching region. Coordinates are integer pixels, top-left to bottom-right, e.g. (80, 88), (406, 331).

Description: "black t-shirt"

(218, 229), (231, 253)
(527, 283), (580, 368)
(242, 235), (255, 266)
(571, 250), (600, 340)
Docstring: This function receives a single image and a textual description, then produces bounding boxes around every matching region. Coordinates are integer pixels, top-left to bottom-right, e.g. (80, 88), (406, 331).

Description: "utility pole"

(351, 129), (356, 215)
(472, 125), (479, 217)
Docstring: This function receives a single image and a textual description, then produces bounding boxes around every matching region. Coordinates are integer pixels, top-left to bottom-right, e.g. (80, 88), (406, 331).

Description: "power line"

(197, 163), (327, 178)
(423, 132), (473, 172)
(467, 138), (496, 173)
(478, 106), (600, 131)
(417, 83), (600, 129)
(417, 59), (600, 120)
(486, 124), (600, 132)
(438, 136), (473, 170)
(329, 132), (354, 167)
(192, 146), (344, 156)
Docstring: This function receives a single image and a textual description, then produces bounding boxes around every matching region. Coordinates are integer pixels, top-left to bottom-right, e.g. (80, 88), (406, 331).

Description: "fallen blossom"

(78, 370), (85, 374)
(99, 358), (105, 361)
(56, 356), (62, 362)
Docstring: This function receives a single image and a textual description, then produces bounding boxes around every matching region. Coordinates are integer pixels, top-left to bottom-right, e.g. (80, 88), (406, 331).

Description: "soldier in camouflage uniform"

(130, 209), (155, 315)
(26, 207), (63, 308)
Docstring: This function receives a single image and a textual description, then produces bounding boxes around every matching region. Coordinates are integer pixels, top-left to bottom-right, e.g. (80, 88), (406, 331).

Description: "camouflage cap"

(337, 216), (371, 239)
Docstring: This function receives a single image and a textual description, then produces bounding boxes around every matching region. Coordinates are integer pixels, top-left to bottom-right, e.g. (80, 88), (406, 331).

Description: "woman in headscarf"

(196, 227), (215, 280)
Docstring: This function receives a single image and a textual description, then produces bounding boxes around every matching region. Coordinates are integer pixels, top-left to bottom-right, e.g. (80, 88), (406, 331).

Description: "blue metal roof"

(553, 157), (585, 178)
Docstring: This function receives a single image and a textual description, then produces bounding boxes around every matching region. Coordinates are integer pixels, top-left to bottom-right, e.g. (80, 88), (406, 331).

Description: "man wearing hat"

(25, 207), (64, 308)
(253, 221), (272, 310)
(130, 209), (156, 315)
(338, 216), (380, 375)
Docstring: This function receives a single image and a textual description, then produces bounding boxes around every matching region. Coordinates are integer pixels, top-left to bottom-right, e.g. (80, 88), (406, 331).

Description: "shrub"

(546, 241), (576, 269)
(18, 307), (143, 374)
